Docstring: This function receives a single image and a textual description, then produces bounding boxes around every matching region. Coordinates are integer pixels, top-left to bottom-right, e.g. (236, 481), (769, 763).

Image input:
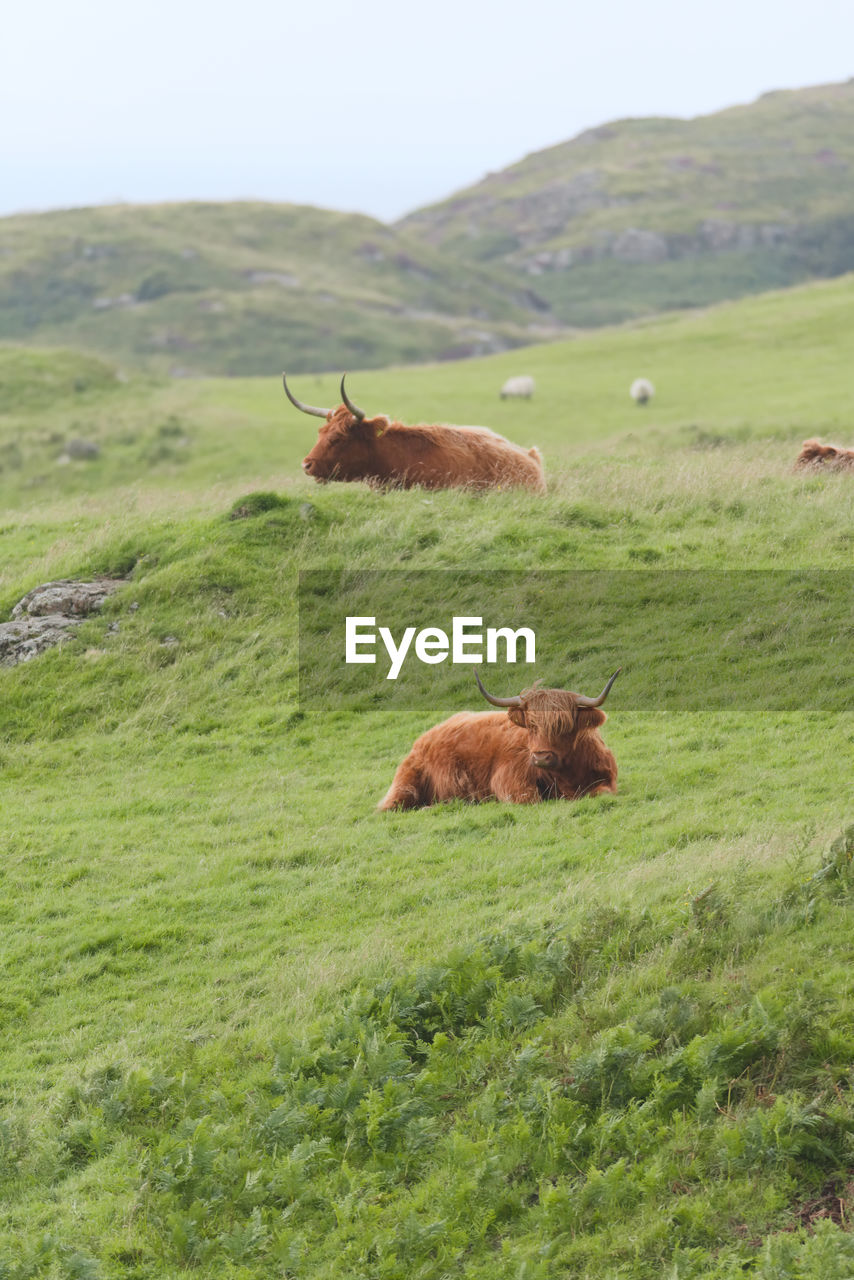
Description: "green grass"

(0, 276), (853, 1275)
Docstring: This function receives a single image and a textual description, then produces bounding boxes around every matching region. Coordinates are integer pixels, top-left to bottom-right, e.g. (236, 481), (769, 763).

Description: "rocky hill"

(3, 81), (854, 370)
(399, 79), (854, 325)
(0, 201), (554, 376)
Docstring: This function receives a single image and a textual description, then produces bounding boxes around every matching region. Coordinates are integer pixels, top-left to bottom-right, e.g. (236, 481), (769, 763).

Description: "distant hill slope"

(5, 81), (854, 372)
(0, 202), (555, 376)
(399, 80), (854, 326)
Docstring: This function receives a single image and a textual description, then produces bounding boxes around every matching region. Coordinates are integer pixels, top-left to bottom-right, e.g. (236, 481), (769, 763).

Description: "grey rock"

(0, 614), (77, 667)
(2, 578), (124, 668)
(758, 223), (791, 246)
(90, 293), (136, 310)
(611, 228), (669, 264)
(12, 578), (121, 619)
(357, 242), (386, 263)
(65, 439), (100, 460)
(700, 219), (793, 253)
(246, 270), (299, 287)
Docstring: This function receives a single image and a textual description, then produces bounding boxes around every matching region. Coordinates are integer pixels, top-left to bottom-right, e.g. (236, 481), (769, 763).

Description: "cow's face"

(507, 691), (607, 772)
(302, 406), (382, 482)
(474, 668), (619, 773)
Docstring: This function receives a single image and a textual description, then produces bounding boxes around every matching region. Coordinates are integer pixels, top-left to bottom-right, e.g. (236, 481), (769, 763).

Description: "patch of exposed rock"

(611, 227), (670, 264)
(57, 438), (100, 465)
(1, 578), (123, 668)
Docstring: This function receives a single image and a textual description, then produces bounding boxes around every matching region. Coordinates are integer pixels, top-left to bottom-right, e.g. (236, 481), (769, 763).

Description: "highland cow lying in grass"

(795, 438), (854, 470)
(378, 668), (620, 809)
(285, 373), (546, 493)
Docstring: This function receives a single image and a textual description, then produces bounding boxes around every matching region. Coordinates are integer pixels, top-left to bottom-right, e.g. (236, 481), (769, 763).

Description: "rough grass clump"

(229, 491), (296, 520)
(805, 824), (854, 898)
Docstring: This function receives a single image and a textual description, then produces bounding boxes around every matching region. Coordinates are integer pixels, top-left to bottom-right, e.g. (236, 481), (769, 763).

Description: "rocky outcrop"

(0, 579), (123, 667)
(611, 228), (670, 264)
(517, 219), (796, 274)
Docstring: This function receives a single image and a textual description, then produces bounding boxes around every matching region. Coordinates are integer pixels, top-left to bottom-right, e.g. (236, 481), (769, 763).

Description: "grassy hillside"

(0, 276), (853, 1276)
(3, 270), (854, 518)
(400, 80), (854, 326)
(0, 202), (553, 377)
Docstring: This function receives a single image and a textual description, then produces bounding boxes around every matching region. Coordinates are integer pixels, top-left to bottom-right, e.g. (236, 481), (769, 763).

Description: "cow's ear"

(578, 707), (606, 728)
(355, 415), (388, 439)
(507, 707), (526, 727)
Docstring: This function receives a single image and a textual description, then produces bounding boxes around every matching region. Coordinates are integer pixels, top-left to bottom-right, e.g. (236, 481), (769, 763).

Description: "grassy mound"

(0, 345), (120, 412)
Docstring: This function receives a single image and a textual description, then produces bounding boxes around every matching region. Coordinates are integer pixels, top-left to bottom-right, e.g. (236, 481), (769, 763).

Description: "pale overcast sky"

(2, 0), (852, 223)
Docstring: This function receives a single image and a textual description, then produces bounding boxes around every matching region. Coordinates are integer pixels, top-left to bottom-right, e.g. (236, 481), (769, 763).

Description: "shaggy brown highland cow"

(378, 668), (620, 810)
(795, 438), (854, 470)
(284, 373), (546, 493)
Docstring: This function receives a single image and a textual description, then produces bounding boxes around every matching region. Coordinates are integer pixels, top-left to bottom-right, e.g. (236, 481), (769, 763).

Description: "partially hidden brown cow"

(795, 438), (854, 470)
(378, 668), (620, 810)
(284, 373), (546, 493)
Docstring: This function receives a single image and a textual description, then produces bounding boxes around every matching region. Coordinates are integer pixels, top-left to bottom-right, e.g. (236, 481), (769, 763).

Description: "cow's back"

(405, 709), (529, 800)
(381, 423), (545, 492)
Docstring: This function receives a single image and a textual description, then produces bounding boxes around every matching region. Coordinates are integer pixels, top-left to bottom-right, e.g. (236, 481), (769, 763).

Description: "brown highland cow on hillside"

(795, 438), (854, 470)
(378, 668), (620, 810)
(284, 373), (546, 493)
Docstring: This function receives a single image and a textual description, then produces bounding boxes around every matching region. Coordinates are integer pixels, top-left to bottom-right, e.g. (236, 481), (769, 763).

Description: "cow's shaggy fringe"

(518, 686), (585, 737)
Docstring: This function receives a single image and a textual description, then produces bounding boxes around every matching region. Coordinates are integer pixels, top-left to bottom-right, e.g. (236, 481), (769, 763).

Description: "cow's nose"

(302, 458), (313, 473)
(531, 751), (557, 770)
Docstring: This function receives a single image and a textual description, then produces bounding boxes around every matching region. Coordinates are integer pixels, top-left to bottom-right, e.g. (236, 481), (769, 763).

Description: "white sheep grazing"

(500, 375), (535, 400)
(630, 378), (655, 405)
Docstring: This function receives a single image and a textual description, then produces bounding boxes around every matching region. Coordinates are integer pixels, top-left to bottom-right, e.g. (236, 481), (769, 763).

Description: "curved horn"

(575, 668), (622, 708)
(474, 667), (522, 708)
(282, 372), (330, 419)
(340, 373), (366, 422)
